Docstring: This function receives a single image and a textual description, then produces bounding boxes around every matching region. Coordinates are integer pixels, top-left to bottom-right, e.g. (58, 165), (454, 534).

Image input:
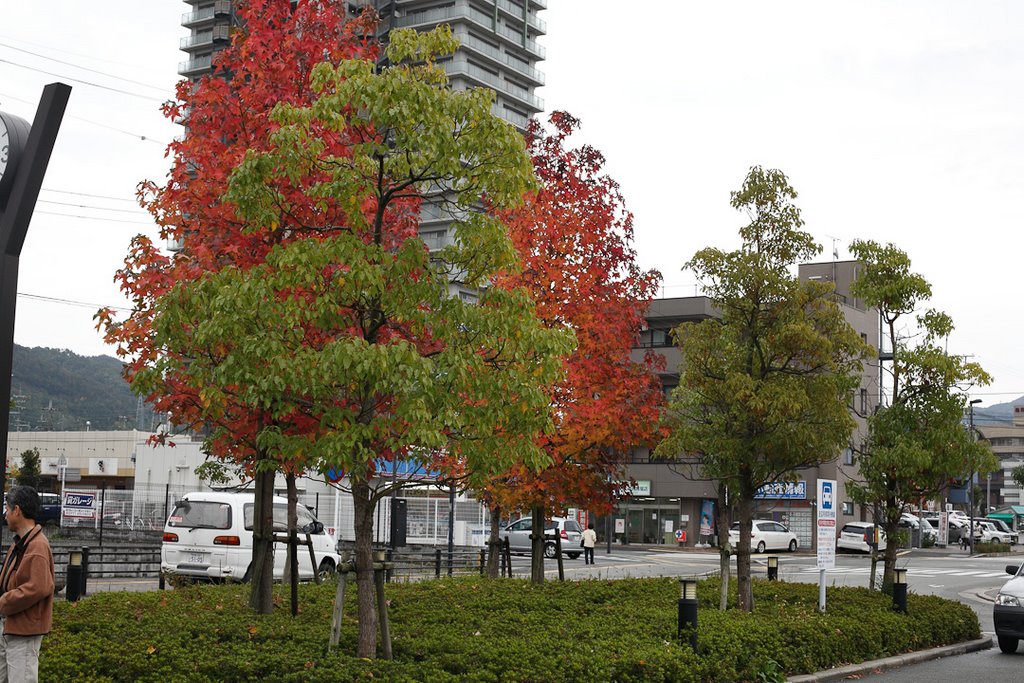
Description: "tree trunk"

(248, 462), (276, 614)
(530, 504), (545, 585)
(351, 479), (379, 658)
(736, 489), (755, 612)
(487, 505), (501, 579)
(880, 498), (900, 594)
(717, 486), (732, 611)
(285, 472), (299, 616)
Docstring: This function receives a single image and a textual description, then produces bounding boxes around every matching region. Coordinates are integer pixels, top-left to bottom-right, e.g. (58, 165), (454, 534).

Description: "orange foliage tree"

(490, 112), (665, 581)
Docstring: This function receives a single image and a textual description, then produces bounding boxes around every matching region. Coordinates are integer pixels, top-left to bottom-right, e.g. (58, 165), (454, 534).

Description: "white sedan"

(728, 520), (799, 553)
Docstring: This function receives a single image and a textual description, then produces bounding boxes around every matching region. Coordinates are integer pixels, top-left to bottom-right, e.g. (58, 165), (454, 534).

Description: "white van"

(161, 491), (339, 582)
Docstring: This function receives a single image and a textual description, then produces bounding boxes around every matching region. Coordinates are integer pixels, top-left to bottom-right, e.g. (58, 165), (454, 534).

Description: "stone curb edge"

(786, 637), (993, 682)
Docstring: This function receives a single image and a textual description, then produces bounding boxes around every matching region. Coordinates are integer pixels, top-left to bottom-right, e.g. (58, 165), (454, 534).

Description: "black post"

(98, 485), (106, 547)
(435, 548), (441, 579)
(385, 548), (393, 584)
(606, 513), (612, 555)
(677, 578), (698, 652)
(0, 83), (71, 531)
(447, 482), (455, 577)
(65, 550), (83, 602)
(555, 532), (564, 581)
(892, 582), (907, 613)
(500, 538), (508, 577)
(479, 549), (486, 576)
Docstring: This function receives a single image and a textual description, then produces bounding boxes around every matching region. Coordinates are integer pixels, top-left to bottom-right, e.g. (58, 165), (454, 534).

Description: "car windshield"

(167, 501), (231, 529)
(564, 521), (582, 533)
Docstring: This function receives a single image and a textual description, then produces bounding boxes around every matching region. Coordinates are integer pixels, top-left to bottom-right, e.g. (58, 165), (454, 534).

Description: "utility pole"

(0, 83), (71, 501)
(968, 399), (982, 556)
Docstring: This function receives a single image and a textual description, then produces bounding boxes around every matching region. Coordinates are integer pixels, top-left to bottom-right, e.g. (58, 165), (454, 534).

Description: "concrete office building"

(613, 261), (880, 549)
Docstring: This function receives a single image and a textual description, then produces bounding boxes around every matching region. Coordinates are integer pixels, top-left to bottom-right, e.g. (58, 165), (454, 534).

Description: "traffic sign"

(674, 528), (686, 542)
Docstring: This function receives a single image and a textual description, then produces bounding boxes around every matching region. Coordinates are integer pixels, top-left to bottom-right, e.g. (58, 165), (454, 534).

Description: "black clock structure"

(0, 111), (32, 200)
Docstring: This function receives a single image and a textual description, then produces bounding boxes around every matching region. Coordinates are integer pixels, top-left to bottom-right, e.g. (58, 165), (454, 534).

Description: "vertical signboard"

(816, 479), (837, 612)
(938, 511), (949, 547)
(816, 479), (837, 570)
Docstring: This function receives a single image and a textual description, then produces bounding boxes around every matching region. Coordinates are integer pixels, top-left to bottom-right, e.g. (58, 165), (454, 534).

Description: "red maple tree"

(98, 0), (380, 612)
(490, 111), (665, 579)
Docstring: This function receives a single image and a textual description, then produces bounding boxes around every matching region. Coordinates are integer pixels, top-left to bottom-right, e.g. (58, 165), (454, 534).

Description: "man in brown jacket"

(0, 486), (54, 682)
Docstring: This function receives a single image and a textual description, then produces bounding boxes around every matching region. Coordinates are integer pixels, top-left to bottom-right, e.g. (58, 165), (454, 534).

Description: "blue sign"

(821, 482), (833, 510)
(755, 481), (807, 500)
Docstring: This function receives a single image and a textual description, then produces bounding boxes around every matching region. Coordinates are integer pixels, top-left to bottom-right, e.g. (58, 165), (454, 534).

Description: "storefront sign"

(618, 480), (651, 496)
(755, 481), (807, 500)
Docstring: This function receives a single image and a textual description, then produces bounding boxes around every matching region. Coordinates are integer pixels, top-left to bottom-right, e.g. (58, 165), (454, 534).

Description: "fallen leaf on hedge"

(474, 631), (481, 636)
(304, 661), (315, 669)
(146, 646), (156, 655)
(247, 625), (258, 636)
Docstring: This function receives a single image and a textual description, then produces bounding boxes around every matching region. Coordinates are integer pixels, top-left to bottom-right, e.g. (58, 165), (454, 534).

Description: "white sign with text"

(816, 479), (837, 570)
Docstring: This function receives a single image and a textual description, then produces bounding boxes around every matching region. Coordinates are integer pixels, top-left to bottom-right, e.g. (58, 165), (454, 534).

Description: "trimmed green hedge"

(41, 576), (979, 682)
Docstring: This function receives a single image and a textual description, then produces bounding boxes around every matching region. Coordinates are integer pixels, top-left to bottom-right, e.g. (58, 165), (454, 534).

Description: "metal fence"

(53, 484), (493, 548)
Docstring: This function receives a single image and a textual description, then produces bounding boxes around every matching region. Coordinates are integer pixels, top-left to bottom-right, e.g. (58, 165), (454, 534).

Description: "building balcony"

(182, 0), (231, 28)
(495, 0), (547, 34)
(395, 5), (546, 60)
(179, 23), (230, 52)
(443, 57), (543, 113)
(178, 54), (214, 77)
(455, 31), (544, 87)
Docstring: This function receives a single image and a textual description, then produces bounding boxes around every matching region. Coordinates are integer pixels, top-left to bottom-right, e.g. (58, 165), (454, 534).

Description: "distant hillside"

(973, 397), (1024, 426)
(8, 345), (158, 432)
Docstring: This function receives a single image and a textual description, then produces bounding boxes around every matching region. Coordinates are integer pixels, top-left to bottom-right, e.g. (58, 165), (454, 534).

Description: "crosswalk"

(792, 566), (1011, 579)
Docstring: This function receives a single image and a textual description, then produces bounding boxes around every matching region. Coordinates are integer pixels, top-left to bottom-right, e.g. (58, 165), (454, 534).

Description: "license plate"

(187, 552), (207, 564)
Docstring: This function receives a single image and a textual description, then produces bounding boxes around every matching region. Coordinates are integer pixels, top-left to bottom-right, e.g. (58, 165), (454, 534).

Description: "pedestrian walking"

(0, 486), (55, 683)
(582, 522), (597, 565)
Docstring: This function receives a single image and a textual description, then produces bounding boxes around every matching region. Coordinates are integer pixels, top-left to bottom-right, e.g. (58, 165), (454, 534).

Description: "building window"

(860, 388), (868, 414)
(842, 502), (854, 515)
(842, 448), (853, 466)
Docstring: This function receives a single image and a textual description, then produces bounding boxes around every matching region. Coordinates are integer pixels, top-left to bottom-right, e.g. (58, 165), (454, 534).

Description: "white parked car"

(978, 520), (1015, 545)
(499, 516), (583, 559)
(162, 492), (339, 582)
(837, 521), (887, 553)
(728, 520), (798, 553)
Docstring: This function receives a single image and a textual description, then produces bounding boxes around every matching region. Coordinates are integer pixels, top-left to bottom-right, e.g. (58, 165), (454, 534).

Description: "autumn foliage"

(491, 112), (664, 517)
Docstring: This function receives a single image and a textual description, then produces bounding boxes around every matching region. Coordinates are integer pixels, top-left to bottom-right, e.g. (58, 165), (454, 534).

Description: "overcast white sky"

(3, 2), (1023, 406)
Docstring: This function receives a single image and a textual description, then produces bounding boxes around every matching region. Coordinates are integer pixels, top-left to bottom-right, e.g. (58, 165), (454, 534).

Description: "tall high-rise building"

(178, 1), (546, 131)
(178, 1), (546, 292)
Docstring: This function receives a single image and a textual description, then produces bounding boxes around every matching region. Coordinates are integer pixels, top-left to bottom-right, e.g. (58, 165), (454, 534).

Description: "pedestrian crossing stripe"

(794, 566), (1009, 578)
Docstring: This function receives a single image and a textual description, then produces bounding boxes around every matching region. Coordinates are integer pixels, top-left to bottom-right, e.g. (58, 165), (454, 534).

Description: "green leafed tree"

(17, 448), (41, 490)
(655, 166), (867, 612)
(1012, 464), (1024, 491)
(845, 240), (996, 591)
(122, 26), (570, 658)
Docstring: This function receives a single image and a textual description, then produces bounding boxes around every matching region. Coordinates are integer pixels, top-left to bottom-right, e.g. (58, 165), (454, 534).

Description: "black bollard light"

(892, 567), (908, 613)
(767, 555), (778, 581)
(80, 546), (90, 597)
(66, 550), (83, 602)
(677, 577), (699, 651)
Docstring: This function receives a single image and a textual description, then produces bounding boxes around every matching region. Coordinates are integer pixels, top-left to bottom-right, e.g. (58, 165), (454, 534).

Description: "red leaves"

(489, 112), (665, 515)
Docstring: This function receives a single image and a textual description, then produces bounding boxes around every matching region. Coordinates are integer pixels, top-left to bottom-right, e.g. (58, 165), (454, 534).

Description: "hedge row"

(41, 576), (980, 682)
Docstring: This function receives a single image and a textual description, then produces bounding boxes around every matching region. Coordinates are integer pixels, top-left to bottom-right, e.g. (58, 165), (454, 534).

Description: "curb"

(786, 637), (993, 682)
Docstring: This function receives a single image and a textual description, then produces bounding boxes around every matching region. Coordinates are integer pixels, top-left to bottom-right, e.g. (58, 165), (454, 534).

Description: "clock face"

(0, 114), (9, 182)
(0, 111), (31, 199)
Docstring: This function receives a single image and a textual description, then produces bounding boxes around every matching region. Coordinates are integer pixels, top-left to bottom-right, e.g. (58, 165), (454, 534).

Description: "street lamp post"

(969, 399), (982, 556)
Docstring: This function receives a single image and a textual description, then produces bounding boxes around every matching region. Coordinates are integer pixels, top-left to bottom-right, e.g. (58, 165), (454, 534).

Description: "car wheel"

(998, 635), (1019, 654)
(756, 541), (766, 554)
(788, 539), (797, 552)
(544, 543), (557, 559)
(566, 552), (581, 560)
(318, 559), (336, 582)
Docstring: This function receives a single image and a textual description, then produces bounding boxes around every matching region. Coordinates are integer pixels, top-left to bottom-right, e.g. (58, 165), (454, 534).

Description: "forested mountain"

(7, 345), (157, 432)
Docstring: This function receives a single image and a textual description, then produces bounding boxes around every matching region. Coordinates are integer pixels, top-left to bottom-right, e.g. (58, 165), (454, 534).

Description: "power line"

(40, 188), (138, 204)
(0, 92), (167, 145)
(0, 59), (165, 103)
(37, 199), (149, 216)
(17, 292), (130, 313)
(35, 210), (155, 227)
(0, 42), (169, 94)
